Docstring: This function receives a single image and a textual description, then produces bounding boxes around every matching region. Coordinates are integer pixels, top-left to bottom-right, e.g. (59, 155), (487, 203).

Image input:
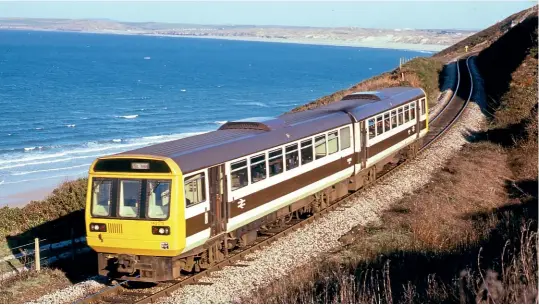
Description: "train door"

(360, 120), (368, 170)
(208, 164), (227, 236)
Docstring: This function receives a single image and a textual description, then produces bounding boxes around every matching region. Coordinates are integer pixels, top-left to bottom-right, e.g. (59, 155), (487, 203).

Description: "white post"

(34, 238), (40, 272)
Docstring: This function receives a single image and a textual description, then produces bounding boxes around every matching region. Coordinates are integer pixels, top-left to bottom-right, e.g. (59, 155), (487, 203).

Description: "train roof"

(113, 87), (425, 174)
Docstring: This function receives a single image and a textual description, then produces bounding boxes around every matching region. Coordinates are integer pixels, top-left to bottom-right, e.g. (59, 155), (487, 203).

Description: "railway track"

(77, 56), (475, 305)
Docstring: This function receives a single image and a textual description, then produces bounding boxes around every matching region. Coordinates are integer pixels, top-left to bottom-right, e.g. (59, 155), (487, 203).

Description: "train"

(85, 86), (428, 282)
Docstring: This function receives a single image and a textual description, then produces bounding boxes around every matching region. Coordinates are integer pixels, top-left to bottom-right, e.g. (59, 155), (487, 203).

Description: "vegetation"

(434, 5), (538, 60)
(247, 7), (538, 304)
(290, 57), (444, 113)
(0, 178), (88, 255)
(0, 268), (71, 303)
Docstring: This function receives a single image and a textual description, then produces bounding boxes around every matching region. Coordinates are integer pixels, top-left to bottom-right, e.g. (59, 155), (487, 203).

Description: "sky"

(0, 1), (535, 30)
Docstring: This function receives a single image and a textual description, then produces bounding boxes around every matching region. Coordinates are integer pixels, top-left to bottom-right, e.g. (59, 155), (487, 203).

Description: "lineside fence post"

(34, 238), (40, 272)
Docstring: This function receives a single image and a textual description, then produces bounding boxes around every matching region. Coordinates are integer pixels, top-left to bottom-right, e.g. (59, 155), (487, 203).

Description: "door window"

(184, 173), (206, 207)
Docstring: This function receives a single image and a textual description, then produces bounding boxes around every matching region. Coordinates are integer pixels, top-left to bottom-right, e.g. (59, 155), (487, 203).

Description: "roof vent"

(341, 93), (381, 101)
(218, 121), (271, 131)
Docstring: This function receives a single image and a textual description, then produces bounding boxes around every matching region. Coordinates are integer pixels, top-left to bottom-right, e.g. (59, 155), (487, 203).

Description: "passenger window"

(119, 180), (141, 218)
(231, 160), (248, 191)
(398, 107), (404, 125)
(315, 135), (327, 159)
(376, 115), (383, 136)
(410, 103), (416, 120)
(285, 143), (299, 170)
(384, 113), (391, 132)
(368, 119), (376, 139)
(391, 110), (398, 129)
(328, 131), (339, 154)
(92, 180), (112, 217)
(340, 127), (351, 150)
(300, 139), (314, 165)
(147, 180), (170, 219)
(268, 148), (284, 177)
(421, 98), (426, 115)
(404, 105), (410, 122)
(185, 173), (206, 207)
(250, 154), (266, 184)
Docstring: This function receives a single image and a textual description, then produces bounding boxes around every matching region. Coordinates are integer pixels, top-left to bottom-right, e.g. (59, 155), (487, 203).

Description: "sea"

(0, 30), (431, 206)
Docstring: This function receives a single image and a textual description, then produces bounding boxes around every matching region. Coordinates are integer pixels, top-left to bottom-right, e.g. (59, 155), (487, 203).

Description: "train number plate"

(160, 242), (169, 249)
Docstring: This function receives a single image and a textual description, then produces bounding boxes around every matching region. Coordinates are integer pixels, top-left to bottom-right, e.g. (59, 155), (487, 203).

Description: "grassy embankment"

(246, 7), (538, 304)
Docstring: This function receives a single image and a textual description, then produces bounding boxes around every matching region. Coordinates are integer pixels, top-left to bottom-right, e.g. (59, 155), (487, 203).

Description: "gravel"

(27, 276), (106, 304)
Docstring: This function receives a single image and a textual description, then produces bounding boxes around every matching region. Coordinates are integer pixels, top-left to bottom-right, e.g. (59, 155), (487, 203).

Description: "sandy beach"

(159, 34), (446, 52)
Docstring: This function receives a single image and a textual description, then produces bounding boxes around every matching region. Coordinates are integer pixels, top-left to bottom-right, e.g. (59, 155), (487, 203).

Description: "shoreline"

(0, 27), (447, 52)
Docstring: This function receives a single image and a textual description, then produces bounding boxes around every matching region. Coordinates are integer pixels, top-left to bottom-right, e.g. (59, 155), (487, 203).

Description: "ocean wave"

(35, 127), (44, 130)
(1, 170), (88, 185)
(0, 154), (103, 170)
(12, 163), (92, 176)
(234, 102), (269, 108)
(214, 121), (228, 125)
(116, 114), (138, 119)
(24, 146), (43, 152)
(112, 139), (122, 143)
(0, 131), (207, 167)
(66, 124), (76, 128)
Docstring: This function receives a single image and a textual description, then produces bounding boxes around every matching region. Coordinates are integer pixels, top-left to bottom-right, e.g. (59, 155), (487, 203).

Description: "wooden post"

(34, 238), (40, 272)
(399, 57), (402, 69)
(401, 72), (405, 81)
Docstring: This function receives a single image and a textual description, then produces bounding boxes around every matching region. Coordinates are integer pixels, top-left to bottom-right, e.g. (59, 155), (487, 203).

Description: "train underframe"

(99, 141), (421, 282)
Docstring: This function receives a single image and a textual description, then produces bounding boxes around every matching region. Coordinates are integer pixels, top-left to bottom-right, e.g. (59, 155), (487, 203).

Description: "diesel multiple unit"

(85, 87), (428, 281)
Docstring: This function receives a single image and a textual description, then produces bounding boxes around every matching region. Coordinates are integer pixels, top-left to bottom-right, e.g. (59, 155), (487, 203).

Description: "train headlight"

(90, 223), (107, 232)
(152, 226), (170, 235)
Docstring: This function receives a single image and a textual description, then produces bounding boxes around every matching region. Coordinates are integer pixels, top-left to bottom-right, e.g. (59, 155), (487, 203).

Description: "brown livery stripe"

(185, 212), (210, 237)
(228, 153), (356, 219)
(367, 119), (427, 158)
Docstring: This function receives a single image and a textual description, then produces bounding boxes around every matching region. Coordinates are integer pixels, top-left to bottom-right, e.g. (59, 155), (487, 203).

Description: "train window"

(315, 135), (327, 159)
(91, 180), (112, 217)
(300, 139), (314, 165)
(231, 160), (248, 191)
(391, 110), (398, 129)
(368, 119), (376, 139)
(268, 148), (284, 177)
(119, 180), (141, 218)
(376, 115), (383, 136)
(384, 113), (391, 132)
(147, 180), (170, 219)
(398, 107), (404, 125)
(340, 127), (351, 149)
(285, 143), (300, 170)
(410, 103), (416, 120)
(250, 154), (267, 184)
(328, 131), (339, 154)
(185, 173), (206, 207)
(404, 105), (410, 122)
(421, 98), (426, 115)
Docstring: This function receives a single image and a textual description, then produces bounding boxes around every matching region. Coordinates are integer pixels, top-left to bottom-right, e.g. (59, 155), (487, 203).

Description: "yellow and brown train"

(85, 87), (428, 282)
